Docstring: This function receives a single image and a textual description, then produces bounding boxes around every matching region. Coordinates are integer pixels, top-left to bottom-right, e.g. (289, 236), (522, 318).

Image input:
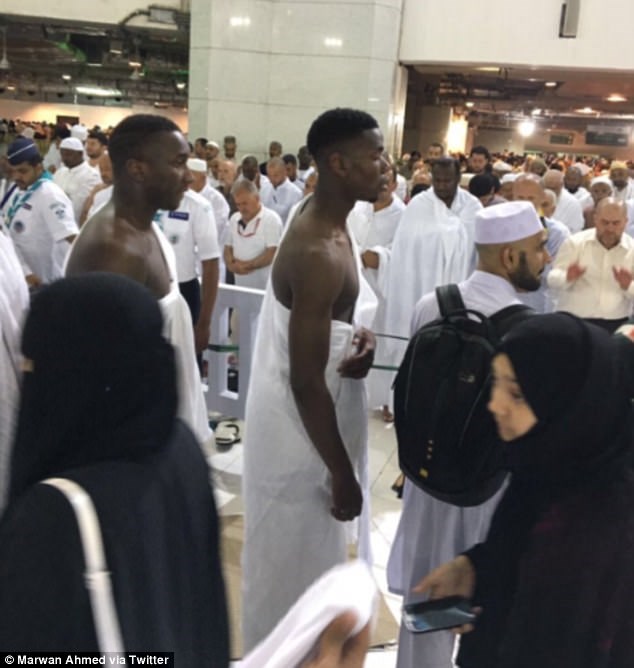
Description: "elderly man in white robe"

(384, 158), (481, 376)
(542, 169), (584, 234)
(387, 201), (551, 668)
(347, 162), (405, 420)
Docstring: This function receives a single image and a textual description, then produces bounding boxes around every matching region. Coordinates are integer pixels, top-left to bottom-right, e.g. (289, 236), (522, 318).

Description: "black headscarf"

(498, 312), (634, 492)
(9, 273), (177, 501)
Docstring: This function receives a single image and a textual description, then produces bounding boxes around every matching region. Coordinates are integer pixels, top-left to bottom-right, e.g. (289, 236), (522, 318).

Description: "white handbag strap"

(42, 477), (125, 654)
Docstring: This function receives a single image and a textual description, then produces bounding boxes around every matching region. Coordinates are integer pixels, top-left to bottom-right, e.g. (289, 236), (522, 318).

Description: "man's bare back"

(66, 201), (171, 299)
(272, 198), (358, 324)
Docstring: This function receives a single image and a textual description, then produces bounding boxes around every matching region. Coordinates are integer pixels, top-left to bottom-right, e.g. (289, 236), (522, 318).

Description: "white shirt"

(554, 189), (584, 233)
(547, 228), (634, 319)
(155, 189), (220, 283)
(53, 160), (101, 221)
(395, 174), (408, 201)
(43, 142), (62, 172)
(86, 185), (113, 222)
(226, 205), (283, 289)
(2, 179), (77, 283)
(569, 186), (593, 210)
(412, 270), (522, 332)
(612, 179), (634, 203)
(199, 183), (230, 245)
(260, 178), (303, 224)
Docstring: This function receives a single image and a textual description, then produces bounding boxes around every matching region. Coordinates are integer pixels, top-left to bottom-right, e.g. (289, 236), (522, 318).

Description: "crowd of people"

(1, 108), (634, 668)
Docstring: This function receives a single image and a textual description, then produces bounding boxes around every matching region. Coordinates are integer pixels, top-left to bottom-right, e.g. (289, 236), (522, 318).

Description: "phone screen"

(402, 596), (476, 634)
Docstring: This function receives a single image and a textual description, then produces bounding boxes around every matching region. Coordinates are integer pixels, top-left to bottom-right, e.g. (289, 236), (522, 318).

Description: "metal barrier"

(203, 283), (265, 420)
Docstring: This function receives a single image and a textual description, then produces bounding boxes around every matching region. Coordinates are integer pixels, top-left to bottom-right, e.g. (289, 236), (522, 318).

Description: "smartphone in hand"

(402, 596), (476, 634)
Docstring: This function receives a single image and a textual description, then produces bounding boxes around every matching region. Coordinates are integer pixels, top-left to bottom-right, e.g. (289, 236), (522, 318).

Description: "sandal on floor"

(215, 422), (241, 450)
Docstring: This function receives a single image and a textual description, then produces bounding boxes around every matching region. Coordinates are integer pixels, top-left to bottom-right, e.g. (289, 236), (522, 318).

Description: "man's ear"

(328, 151), (349, 178)
(501, 245), (515, 271)
(125, 158), (147, 183)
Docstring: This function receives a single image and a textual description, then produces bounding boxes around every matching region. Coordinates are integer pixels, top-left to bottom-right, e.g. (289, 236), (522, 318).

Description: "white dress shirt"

(226, 205), (283, 289)
(547, 228), (634, 319)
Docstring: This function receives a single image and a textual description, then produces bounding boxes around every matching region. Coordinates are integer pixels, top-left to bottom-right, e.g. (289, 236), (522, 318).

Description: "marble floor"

(210, 411), (403, 667)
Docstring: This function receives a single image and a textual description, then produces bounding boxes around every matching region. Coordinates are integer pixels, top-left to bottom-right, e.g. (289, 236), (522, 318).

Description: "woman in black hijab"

(418, 313), (634, 668)
(0, 273), (229, 666)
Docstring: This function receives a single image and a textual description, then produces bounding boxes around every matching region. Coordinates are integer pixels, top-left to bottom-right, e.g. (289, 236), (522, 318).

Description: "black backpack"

(393, 284), (533, 506)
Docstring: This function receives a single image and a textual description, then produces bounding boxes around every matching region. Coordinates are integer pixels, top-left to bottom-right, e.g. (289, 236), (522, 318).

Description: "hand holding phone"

(402, 596), (477, 634)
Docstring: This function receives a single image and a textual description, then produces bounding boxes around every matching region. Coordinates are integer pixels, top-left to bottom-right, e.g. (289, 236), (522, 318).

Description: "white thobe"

(347, 196), (405, 407)
(387, 271), (516, 668)
(570, 186), (593, 210)
(53, 161), (101, 221)
(383, 188), (481, 373)
(260, 178), (303, 224)
(553, 189), (584, 233)
(612, 179), (634, 203)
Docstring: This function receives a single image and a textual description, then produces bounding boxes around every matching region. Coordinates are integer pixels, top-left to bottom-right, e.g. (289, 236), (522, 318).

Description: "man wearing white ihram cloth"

(241, 108), (388, 651)
(383, 158), (481, 384)
(387, 201), (550, 668)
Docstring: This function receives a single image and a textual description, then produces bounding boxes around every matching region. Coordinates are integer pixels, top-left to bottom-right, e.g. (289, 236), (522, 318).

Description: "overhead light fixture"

(465, 101), (475, 108)
(128, 59), (142, 68)
(545, 81), (558, 88)
(324, 37), (343, 48)
(475, 66), (499, 72)
(0, 26), (9, 71)
(61, 74), (72, 81)
(75, 85), (122, 98)
(607, 93), (627, 103)
(230, 16), (251, 27)
(7, 84), (15, 91)
(175, 81), (186, 91)
(576, 106), (594, 114)
(109, 39), (123, 55)
(531, 108), (542, 116)
(518, 119), (536, 137)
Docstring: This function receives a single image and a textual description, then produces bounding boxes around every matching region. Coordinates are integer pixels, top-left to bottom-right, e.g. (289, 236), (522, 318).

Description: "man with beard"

(548, 197), (634, 333)
(387, 201), (550, 668)
(564, 165), (592, 209)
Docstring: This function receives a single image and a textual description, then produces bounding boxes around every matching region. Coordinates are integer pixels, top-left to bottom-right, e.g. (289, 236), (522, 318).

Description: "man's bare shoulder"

(66, 207), (147, 281)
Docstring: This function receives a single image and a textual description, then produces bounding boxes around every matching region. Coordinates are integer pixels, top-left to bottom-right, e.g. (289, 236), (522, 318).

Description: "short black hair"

(108, 114), (180, 176)
(53, 125), (71, 140)
(282, 153), (297, 166)
(307, 108), (378, 164)
(429, 142), (444, 152)
(410, 183), (430, 197)
(195, 137), (207, 146)
(87, 130), (108, 146)
(431, 157), (461, 177)
(470, 145), (491, 160)
(468, 173), (496, 197)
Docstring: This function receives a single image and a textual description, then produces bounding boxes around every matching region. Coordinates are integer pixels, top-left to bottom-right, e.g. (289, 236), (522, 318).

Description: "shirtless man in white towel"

(241, 108), (390, 651)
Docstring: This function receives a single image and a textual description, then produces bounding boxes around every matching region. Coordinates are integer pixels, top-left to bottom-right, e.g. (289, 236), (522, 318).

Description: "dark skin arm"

(288, 247), (363, 522)
(194, 257), (219, 355)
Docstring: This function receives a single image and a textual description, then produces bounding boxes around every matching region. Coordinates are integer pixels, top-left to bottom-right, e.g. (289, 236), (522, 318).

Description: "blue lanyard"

(5, 171), (52, 228)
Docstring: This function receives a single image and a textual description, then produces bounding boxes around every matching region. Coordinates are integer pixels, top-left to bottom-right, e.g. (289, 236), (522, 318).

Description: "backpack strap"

(436, 284), (466, 317)
(490, 303), (535, 338)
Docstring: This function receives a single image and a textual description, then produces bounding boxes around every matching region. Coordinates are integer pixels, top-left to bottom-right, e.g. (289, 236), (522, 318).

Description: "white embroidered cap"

(475, 200), (543, 244)
(60, 137), (84, 152)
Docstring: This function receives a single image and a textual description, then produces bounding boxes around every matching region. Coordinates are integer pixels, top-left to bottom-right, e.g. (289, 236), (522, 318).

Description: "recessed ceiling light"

(607, 94), (627, 102)
(576, 107), (594, 114)
(465, 101), (475, 108)
(545, 81), (558, 87)
(61, 74), (71, 81)
(475, 67), (499, 72)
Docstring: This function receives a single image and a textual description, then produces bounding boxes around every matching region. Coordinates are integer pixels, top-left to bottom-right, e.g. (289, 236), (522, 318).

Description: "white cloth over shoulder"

(241, 560), (377, 668)
(383, 188), (480, 370)
(0, 231), (29, 516)
(153, 224), (212, 448)
(241, 219), (376, 651)
(388, 270), (515, 668)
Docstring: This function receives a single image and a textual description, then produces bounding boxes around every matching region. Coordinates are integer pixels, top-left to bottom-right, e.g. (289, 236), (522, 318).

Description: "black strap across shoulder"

(436, 284), (466, 317)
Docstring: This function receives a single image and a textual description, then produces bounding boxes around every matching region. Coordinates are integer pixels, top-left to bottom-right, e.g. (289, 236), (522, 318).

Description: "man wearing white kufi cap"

(387, 200), (550, 668)
(53, 136), (100, 220)
(153, 160), (220, 357)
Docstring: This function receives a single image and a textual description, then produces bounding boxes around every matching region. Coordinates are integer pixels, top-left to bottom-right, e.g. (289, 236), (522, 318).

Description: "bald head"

(594, 197), (628, 249)
(542, 170), (564, 196)
(513, 174), (546, 212)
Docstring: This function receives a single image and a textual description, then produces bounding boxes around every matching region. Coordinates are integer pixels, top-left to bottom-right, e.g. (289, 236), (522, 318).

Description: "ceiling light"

(576, 106), (594, 114)
(465, 101), (474, 108)
(75, 85), (122, 98)
(175, 81), (186, 91)
(324, 37), (343, 48)
(518, 119), (536, 137)
(230, 16), (251, 27)
(7, 84), (15, 91)
(545, 81), (558, 87)
(61, 74), (72, 81)
(531, 108), (542, 115)
(607, 94), (627, 102)
(128, 59), (142, 68)
(475, 66), (499, 72)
